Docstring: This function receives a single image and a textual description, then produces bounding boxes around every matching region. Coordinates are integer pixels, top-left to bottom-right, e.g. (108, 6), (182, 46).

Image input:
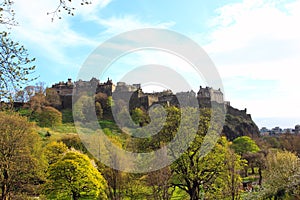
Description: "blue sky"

(6, 0), (300, 128)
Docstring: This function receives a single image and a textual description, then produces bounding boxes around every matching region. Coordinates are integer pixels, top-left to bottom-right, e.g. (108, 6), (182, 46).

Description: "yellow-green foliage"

(44, 141), (68, 165)
(264, 150), (300, 198)
(0, 112), (45, 198)
(38, 106), (62, 127)
(44, 151), (108, 199)
(232, 136), (260, 155)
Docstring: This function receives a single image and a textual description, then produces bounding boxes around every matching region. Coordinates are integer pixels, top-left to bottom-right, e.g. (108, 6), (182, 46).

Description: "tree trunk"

(72, 192), (79, 200)
(189, 185), (202, 200)
(1, 169), (9, 200)
(258, 167), (262, 185)
(1, 184), (8, 200)
(244, 168), (248, 177)
(231, 172), (235, 200)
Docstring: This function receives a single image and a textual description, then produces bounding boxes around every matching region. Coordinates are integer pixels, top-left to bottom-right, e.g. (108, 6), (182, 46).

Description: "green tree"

(95, 92), (111, 119)
(44, 141), (68, 165)
(231, 136), (260, 177)
(231, 136), (260, 155)
(214, 148), (246, 200)
(131, 107), (149, 127)
(37, 106), (62, 127)
(243, 151), (266, 185)
(44, 151), (108, 200)
(171, 136), (230, 200)
(73, 95), (95, 123)
(264, 150), (300, 198)
(0, 112), (44, 199)
(247, 150), (300, 199)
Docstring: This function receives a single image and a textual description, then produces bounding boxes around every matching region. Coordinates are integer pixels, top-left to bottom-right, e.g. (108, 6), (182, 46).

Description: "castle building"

(196, 86), (225, 108)
(48, 78), (227, 110)
(49, 78), (115, 109)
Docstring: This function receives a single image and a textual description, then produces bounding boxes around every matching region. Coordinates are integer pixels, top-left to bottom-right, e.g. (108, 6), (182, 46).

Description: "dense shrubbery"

(37, 106), (62, 127)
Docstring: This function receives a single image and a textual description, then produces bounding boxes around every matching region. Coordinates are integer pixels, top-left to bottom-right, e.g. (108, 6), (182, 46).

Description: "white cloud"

(9, 0), (111, 65)
(203, 0), (300, 121)
(96, 15), (175, 35)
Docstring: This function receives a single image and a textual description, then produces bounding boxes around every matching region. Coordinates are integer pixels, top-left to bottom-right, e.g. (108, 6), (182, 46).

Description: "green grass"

(36, 123), (77, 142)
(243, 176), (259, 183)
(51, 123), (77, 133)
(99, 120), (122, 134)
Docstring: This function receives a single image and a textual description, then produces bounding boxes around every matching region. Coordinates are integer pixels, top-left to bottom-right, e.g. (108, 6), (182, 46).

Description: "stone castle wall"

(48, 78), (227, 110)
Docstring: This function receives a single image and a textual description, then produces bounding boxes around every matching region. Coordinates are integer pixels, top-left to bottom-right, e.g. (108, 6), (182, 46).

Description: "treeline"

(1, 96), (300, 199)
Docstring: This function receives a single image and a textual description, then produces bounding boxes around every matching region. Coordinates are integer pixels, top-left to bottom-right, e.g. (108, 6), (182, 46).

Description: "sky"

(4, 0), (300, 129)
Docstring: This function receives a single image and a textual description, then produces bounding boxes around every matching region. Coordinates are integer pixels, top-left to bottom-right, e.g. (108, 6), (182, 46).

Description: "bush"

(58, 134), (88, 154)
(37, 106), (62, 127)
(61, 109), (74, 123)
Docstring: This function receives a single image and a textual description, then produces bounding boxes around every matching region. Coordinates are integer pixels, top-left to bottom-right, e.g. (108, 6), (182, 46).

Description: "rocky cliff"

(222, 105), (260, 141)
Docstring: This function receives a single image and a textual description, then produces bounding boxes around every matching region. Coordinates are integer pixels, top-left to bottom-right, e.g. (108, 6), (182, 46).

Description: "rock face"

(222, 105), (260, 141)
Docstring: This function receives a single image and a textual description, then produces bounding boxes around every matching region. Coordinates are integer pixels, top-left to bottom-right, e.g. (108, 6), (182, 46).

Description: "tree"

(215, 148), (246, 200)
(95, 92), (111, 119)
(73, 95), (95, 123)
(24, 85), (36, 102)
(231, 136), (260, 176)
(243, 151), (266, 185)
(0, 0), (17, 25)
(13, 89), (25, 103)
(47, 0), (92, 22)
(231, 136), (260, 155)
(146, 166), (174, 200)
(1, 0), (92, 24)
(44, 141), (68, 165)
(0, 31), (36, 101)
(0, 112), (44, 199)
(248, 150), (300, 199)
(278, 133), (300, 156)
(28, 92), (47, 113)
(37, 106), (62, 127)
(131, 107), (149, 127)
(171, 136), (229, 200)
(44, 151), (108, 200)
(95, 101), (103, 119)
(83, 132), (134, 200)
(58, 134), (88, 155)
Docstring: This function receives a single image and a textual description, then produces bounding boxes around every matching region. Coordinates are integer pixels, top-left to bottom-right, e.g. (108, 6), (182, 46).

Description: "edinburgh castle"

(48, 77), (228, 111)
